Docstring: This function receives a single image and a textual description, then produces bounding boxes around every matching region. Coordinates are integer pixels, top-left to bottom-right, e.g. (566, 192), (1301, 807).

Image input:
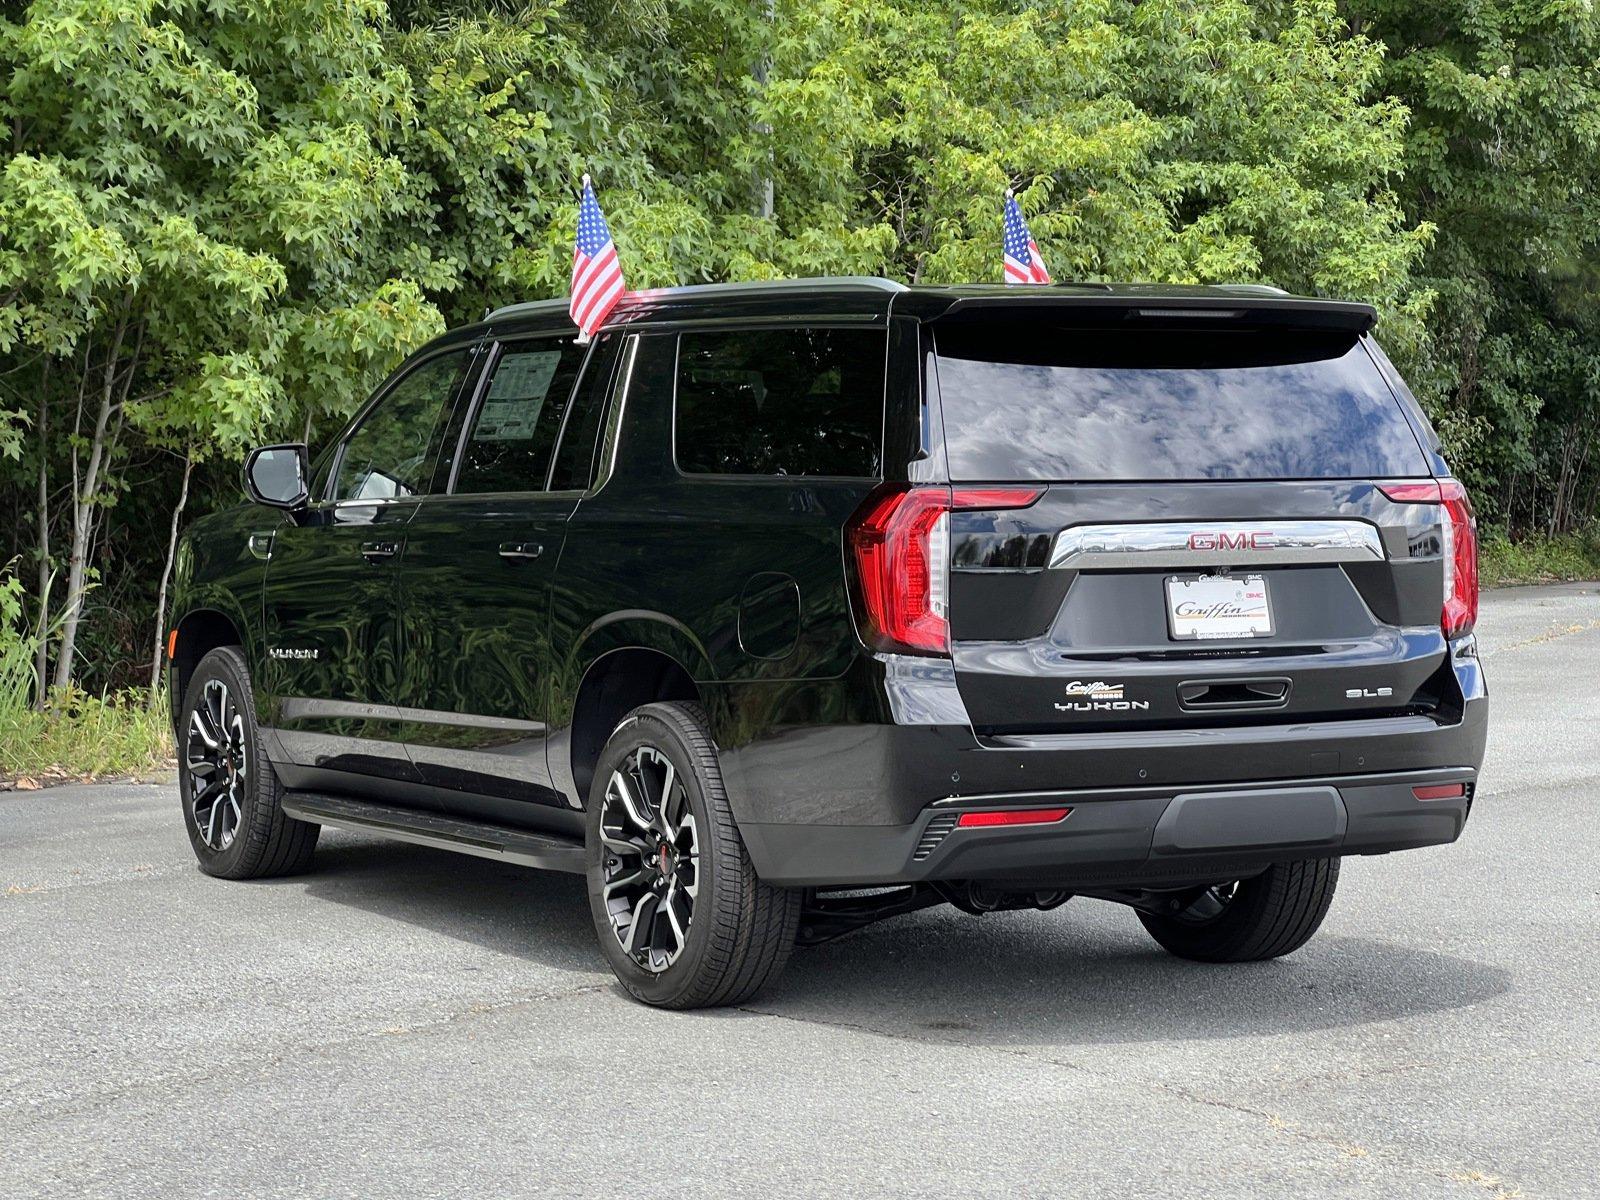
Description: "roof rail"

(1220, 283), (1291, 296)
(485, 276), (906, 322)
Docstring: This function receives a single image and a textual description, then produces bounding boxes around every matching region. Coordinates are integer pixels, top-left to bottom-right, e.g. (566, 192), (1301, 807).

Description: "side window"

(674, 327), (885, 477)
(454, 337), (588, 494)
(334, 350), (472, 501)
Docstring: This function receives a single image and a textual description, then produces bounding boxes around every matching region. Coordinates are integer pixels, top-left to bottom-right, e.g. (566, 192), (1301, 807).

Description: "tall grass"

(0, 566), (171, 784)
(1480, 523), (1600, 587)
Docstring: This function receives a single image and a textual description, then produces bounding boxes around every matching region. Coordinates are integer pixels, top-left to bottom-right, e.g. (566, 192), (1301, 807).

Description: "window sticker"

(475, 351), (564, 441)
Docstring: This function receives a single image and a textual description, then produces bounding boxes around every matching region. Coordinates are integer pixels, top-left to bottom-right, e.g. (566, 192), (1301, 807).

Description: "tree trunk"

(148, 452), (193, 696)
(52, 306), (132, 692)
(33, 358), (52, 709)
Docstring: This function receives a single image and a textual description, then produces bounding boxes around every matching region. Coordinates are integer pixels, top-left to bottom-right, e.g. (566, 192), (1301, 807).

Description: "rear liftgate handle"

(498, 542), (544, 561)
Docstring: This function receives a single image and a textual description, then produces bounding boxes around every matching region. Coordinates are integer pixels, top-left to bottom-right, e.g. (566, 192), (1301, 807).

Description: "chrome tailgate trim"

(1049, 520), (1385, 570)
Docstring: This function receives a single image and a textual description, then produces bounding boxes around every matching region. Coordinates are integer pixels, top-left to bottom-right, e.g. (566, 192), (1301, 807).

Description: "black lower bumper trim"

(741, 767), (1477, 887)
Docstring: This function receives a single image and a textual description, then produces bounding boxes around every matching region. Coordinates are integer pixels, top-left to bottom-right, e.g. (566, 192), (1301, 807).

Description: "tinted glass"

(934, 325), (1430, 481)
(550, 335), (617, 491)
(455, 338), (587, 494)
(675, 328), (884, 477)
(335, 351), (471, 501)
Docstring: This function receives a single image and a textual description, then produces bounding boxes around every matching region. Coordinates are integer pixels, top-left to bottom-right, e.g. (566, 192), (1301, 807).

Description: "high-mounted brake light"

(846, 485), (951, 655)
(1378, 478), (1478, 638)
(956, 807), (1072, 828)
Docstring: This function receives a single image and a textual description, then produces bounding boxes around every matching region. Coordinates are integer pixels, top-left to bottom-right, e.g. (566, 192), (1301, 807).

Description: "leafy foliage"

(1346, 0), (1600, 533)
(0, 0), (1594, 704)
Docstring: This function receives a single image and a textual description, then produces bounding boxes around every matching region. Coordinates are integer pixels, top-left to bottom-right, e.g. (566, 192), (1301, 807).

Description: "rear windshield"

(933, 324), (1429, 481)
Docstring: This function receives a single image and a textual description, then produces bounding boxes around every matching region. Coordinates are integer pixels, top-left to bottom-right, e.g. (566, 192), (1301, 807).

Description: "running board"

(281, 792), (586, 874)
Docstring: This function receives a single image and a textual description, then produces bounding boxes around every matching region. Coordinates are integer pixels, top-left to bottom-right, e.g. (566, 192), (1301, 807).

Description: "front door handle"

(498, 542), (544, 561)
(361, 539), (402, 561)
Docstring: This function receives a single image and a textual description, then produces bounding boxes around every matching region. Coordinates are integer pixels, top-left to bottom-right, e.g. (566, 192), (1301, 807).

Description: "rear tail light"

(950, 486), (1045, 511)
(846, 484), (1045, 655)
(847, 485), (951, 654)
(1378, 478), (1479, 638)
(1439, 480), (1478, 637)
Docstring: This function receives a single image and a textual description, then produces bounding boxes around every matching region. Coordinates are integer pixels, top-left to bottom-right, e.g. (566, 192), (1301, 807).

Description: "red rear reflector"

(956, 807), (1072, 828)
(1412, 783), (1466, 801)
(166, 629), (179, 661)
(950, 486), (1045, 511)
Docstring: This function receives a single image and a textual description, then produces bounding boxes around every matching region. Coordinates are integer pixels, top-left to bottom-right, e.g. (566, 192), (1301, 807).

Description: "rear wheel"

(584, 701), (801, 1008)
(1137, 858), (1339, 962)
(179, 646), (318, 879)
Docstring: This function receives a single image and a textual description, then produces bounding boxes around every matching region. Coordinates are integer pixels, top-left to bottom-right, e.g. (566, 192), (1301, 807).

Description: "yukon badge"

(269, 646), (320, 661)
(1055, 680), (1151, 713)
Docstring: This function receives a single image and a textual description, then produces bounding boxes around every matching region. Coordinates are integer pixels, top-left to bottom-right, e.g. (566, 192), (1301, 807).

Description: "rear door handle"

(360, 539), (402, 561)
(498, 542), (544, 561)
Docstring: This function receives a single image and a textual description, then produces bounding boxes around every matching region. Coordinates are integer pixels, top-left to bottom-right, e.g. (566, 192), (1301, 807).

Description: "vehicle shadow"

(758, 907), (1513, 1047)
(290, 831), (1511, 1046)
(291, 832), (598, 974)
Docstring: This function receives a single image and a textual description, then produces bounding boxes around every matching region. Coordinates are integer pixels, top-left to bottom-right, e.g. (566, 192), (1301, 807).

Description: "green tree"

(1344, 0), (1600, 531)
(0, 1), (467, 692)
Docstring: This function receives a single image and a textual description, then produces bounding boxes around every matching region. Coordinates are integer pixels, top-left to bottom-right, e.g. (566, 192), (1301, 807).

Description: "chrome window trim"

(1049, 519), (1386, 570)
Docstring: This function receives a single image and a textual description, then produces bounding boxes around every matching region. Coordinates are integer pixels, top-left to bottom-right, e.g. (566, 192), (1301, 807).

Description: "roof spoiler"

(928, 293), (1377, 335)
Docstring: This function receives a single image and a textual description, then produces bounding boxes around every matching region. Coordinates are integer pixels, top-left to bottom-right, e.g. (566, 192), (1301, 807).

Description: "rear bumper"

(738, 766), (1478, 887)
(716, 647), (1487, 887)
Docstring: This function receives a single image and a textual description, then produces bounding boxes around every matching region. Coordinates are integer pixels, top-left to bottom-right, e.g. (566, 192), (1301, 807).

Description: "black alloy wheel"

(185, 676), (249, 852)
(178, 646), (319, 879)
(597, 744), (701, 973)
(584, 702), (800, 1008)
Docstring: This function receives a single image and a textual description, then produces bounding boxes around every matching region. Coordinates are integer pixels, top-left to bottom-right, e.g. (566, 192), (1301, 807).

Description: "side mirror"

(243, 443), (310, 511)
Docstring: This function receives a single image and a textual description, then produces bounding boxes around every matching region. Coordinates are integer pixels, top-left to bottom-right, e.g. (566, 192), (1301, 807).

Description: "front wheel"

(179, 646), (318, 879)
(1137, 858), (1339, 962)
(584, 702), (801, 1008)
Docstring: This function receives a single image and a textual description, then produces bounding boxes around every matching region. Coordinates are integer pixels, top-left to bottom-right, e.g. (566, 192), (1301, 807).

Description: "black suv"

(169, 278), (1487, 1008)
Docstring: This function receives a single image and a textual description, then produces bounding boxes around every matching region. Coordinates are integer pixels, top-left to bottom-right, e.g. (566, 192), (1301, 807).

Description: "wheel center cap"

(658, 844), (673, 876)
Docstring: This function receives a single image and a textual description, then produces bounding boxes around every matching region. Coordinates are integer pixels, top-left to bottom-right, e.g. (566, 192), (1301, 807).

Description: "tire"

(1137, 858), (1339, 962)
(178, 646), (318, 880)
(584, 701), (801, 1009)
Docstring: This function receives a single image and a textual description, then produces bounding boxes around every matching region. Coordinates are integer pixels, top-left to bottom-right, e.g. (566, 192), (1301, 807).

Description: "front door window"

(335, 351), (473, 502)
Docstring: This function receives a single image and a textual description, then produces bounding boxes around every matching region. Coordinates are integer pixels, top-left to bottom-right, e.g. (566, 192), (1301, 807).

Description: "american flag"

(570, 175), (626, 340)
(1002, 191), (1051, 286)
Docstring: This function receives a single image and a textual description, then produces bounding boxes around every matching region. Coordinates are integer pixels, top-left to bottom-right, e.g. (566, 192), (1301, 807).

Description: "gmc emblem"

(1188, 530), (1276, 551)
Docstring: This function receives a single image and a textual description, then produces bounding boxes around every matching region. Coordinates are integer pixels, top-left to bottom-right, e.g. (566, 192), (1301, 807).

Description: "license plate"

(1166, 574), (1273, 640)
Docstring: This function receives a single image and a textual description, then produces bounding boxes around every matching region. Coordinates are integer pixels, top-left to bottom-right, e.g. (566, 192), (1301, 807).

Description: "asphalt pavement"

(3, 584), (1597, 1198)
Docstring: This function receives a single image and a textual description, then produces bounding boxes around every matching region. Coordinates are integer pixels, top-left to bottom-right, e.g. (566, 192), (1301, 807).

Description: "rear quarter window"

(933, 323), (1430, 482)
(674, 327), (885, 478)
